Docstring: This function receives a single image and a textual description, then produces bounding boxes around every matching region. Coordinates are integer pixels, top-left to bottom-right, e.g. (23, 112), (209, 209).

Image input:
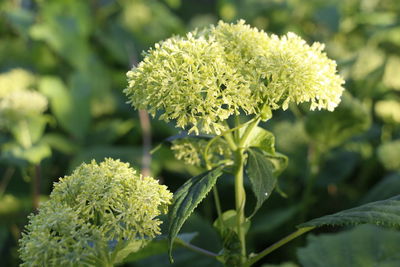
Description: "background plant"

(1, 0), (400, 266)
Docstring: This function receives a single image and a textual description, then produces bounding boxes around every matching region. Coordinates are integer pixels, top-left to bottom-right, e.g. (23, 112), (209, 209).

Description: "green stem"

(203, 119), (256, 168)
(222, 122), (238, 151)
(233, 116), (261, 264)
(176, 238), (218, 258)
(213, 186), (224, 232)
(238, 117), (261, 148)
(244, 227), (315, 267)
(234, 148), (246, 263)
(234, 116), (241, 141)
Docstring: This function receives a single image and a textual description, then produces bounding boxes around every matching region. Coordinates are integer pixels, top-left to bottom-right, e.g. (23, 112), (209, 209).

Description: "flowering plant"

(19, 158), (172, 266)
(18, 20), (400, 267)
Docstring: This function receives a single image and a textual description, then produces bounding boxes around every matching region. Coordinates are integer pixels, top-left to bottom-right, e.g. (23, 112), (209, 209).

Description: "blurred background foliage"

(0, 0), (400, 266)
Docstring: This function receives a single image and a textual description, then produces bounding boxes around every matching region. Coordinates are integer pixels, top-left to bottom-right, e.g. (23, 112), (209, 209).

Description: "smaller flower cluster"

(0, 69), (47, 128)
(171, 137), (232, 167)
(125, 20), (345, 135)
(19, 158), (173, 266)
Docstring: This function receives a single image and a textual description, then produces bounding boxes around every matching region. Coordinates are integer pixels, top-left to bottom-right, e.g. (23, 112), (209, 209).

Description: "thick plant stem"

(244, 227), (315, 267)
(239, 118), (261, 148)
(233, 116), (261, 264)
(234, 148), (246, 263)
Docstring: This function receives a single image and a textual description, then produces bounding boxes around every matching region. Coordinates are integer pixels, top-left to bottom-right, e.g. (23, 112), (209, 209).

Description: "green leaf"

(10, 116), (48, 147)
(213, 210), (251, 235)
(114, 240), (145, 264)
(168, 166), (224, 262)
(213, 210), (250, 266)
(39, 76), (91, 140)
(4, 8), (35, 38)
(29, 0), (92, 69)
(243, 126), (275, 154)
(0, 194), (37, 225)
(298, 195), (400, 230)
(383, 55), (400, 90)
(246, 148), (277, 217)
(124, 233), (197, 263)
(351, 45), (384, 80)
(88, 119), (135, 145)
(41, 133), (79, 155)
(124, 238), (169, 263)
(297, 225), (400, 267)
(1, 142), (51, 165)
(217, 228), (242, 266)
(264, 152), (288, 176)
(243, 126), (288, 176)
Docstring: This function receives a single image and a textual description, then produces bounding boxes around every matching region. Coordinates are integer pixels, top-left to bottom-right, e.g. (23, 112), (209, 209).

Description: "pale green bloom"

(19, 158), (173, 266)
(0, 68), (35, 97)
(125, 20), (344, 134)
(0, 68), (47, 128)
(212, 20), (344, 112)
(125, 32), (249, 134)
(171, 138), (231, 167)
(0, 90), (48, 126)
(263, 32), (344, 111)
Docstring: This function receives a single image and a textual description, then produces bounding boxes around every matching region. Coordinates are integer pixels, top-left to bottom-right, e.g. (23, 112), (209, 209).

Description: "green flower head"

(0, 69), (47, 128)
(171, 137), (231, 167)
(0, 68), (35, 97)
(19, 158), (173, 266)
(262, 32), (344, 111)
(125, 20), (344, 134)
(0, 90), (48, 126)
(125, 32), (249, 135)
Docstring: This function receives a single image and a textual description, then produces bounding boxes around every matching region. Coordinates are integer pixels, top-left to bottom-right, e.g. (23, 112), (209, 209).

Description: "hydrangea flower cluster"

(0, 68), (35, 96)
(125, 20), (344, 134)
(0, 69), (48, 128)
(19, 158), (173, 266)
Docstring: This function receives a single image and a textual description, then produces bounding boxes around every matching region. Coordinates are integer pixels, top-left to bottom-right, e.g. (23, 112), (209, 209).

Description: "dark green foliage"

(168, 167), (224, 262)
(246, 149), (277, 217)
(299, 195), (400, 230)
(298, 225), (400, 267)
